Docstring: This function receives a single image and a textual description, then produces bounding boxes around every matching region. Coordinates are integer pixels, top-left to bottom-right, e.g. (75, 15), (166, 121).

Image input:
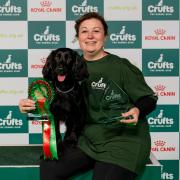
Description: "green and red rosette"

(28, 78), (58, 160)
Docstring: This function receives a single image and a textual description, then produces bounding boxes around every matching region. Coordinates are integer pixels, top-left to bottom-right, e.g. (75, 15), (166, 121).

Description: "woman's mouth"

(85, 41), (96, 45)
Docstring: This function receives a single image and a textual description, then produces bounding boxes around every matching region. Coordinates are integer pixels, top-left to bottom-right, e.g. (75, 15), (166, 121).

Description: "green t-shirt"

(78, 54), (156, 174)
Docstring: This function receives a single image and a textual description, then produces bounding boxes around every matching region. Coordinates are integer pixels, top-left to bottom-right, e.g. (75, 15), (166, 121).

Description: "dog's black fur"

(42, 48), (89, 147)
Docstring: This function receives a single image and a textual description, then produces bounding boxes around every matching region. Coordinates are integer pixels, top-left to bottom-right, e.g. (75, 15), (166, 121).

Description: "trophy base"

(27, 113), (49, 121)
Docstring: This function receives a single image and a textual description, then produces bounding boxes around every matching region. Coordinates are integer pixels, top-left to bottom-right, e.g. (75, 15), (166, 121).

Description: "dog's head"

(42, 48), (89, 83)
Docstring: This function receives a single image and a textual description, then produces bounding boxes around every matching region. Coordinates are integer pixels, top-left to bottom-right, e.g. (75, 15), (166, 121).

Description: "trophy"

(99, 80), (135, 128)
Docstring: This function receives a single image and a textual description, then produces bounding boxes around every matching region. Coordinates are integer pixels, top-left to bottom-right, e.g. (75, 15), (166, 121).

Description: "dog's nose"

(58, 67), (64, 74)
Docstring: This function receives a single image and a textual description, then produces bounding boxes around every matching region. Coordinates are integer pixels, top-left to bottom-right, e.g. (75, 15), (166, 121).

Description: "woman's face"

(78, 18), (106, 59)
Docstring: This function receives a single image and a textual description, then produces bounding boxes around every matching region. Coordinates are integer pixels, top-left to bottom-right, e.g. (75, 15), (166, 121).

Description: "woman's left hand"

(120, 107), (140, 125)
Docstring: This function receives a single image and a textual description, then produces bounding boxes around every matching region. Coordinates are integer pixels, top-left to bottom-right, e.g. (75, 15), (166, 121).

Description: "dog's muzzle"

(57, 67), (65, 75)
(57, 67), (67, 82)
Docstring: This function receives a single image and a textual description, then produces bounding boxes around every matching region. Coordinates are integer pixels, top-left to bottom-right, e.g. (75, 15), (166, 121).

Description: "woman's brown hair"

(74, 12), (108, 38)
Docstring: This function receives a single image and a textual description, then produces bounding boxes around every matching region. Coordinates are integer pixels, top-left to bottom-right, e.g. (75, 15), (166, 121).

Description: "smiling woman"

(39, 12), (158, 180)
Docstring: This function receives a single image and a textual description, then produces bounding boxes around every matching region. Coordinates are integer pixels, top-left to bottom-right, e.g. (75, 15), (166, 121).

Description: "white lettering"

(34, 34), (60, 42)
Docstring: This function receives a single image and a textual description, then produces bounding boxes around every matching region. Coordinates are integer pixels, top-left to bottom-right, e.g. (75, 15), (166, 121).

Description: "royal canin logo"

(154, 84), (175, 97)
(40, 1), (52, 7)
(154, 84), (166, 91)
(151, 139), (176, 152)
(31, 57), (46, 70)
(154, 140), (166, 146)
(154, 28), (166, 36)
(145, 28), (175, 41)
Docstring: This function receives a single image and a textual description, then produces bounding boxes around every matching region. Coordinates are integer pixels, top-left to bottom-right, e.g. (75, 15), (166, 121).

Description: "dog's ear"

(42, 51), (54, 80)
(72, 51), (89, 82)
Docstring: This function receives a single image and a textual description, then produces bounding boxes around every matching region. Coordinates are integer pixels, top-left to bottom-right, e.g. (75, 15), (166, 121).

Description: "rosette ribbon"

(28, 78), (58, 160)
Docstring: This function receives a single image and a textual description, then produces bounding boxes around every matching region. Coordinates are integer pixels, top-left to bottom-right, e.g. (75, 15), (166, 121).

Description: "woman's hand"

(120, 107), (140, 125)
(19, 99), (36, 113)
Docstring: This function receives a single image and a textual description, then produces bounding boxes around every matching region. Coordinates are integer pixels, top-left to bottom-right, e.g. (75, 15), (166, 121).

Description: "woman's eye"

(81, 30), (88, 33)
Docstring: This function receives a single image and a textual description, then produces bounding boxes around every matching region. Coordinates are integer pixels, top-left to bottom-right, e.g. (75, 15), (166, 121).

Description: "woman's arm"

(134, 95), (158, 119)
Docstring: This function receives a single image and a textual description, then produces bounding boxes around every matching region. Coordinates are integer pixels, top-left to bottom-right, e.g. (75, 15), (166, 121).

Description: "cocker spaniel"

(42, 48), (89, 147)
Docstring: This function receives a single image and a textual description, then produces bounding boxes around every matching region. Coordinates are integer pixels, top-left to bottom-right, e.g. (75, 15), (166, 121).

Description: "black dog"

(42, 48), (89, 147)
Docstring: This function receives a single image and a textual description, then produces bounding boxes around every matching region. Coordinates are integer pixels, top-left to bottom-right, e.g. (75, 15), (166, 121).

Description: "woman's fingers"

(19, 99), (36, 113)
(120, 107), (140, 125)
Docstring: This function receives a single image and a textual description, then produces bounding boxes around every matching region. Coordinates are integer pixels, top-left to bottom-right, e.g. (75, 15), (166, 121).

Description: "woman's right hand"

(19, 99), (36, 113)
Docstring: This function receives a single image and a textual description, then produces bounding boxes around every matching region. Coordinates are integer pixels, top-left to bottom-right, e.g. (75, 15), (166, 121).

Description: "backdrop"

(0, 0), (179, 179)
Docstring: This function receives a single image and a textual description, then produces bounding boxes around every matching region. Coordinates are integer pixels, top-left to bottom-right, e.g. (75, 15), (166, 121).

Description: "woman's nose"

(87, 31), (93, 38)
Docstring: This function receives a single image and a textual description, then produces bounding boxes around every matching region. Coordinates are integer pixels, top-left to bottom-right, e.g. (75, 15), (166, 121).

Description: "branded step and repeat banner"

(0, 0), (179, 179)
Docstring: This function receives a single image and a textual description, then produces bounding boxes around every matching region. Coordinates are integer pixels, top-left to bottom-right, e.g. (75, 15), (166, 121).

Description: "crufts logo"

(0, 54), (22, 73)
(148, 109), (174, 127)
(105, 90), (122, 101)
(0, 0), (22, 16)
(33, 25), (60, 44)
(147, 0), (174, 16)
(91, 77), (107, 90)
(0, 111), (23, 128)
(110, 26), (136, 44)
(71, 0), (98, 16)
(147, 53), (174, 72)
(161, 171), (174, 180)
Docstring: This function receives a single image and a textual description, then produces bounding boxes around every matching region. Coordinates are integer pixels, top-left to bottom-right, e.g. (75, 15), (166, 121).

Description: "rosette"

(28, 78), (58, 160)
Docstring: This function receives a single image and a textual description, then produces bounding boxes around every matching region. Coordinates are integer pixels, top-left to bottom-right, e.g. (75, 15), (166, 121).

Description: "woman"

(19, 12), (158, 180)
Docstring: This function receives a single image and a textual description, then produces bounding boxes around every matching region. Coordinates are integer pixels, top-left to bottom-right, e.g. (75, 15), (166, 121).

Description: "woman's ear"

(104, 34), (108, 43)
